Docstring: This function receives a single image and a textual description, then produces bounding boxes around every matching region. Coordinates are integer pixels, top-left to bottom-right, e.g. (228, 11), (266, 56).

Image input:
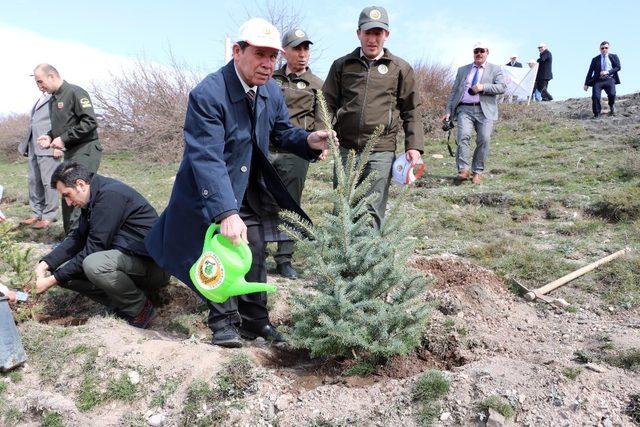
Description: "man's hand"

(35, 276), (57, 294)
(583, 85), (588, 92)
(51, 137), (65, 150)
(307, 130), (338, 151)
(471, 83), (484, 94)
(318, 149), (329, 161)
(405, 149), (422, 167)
(53, 149), (63, 159)
(4, 289), (17, 304)
(37, 135), (52, 149)
(35, 261), (50, 279)
(220, 214), (247, 246)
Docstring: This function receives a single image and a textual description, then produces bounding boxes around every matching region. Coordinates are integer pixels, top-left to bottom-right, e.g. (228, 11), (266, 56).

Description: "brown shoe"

(456, 170), (471, 181)
(472, 173), (482, 184)
(21, 217), (39, 225)
(32, 219), (52, 229)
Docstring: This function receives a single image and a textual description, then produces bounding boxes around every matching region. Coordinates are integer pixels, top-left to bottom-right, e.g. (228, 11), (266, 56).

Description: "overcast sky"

(1, 0), (638, 115)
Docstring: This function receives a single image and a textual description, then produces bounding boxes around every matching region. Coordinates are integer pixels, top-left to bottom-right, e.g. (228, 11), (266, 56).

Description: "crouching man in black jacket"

(34, 161), (169, 328)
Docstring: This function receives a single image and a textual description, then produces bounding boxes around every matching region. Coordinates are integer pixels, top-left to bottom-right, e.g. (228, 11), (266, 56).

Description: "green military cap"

(282, 28), (313, 48)
(358, 6), (389, 31)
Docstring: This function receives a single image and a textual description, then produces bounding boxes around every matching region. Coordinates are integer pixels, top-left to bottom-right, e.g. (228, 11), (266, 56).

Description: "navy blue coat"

(537, 49), (553, 81)
(145, 61), (316, 288)
(584, 53), (621, 86)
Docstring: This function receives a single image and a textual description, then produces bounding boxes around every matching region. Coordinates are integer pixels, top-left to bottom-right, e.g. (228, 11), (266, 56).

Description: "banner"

(501, 63), (538, 104)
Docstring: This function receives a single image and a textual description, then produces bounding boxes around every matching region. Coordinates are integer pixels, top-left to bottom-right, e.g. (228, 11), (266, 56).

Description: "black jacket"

(537, 50), (553, 80)
(47, 81), (100, 148)
(505, 61), (523, 68)
(43, 175), (158, 283)
(584, 53), (621, 86)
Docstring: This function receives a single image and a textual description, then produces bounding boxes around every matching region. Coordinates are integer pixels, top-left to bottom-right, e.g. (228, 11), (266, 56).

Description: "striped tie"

(247, 89), (255, 103)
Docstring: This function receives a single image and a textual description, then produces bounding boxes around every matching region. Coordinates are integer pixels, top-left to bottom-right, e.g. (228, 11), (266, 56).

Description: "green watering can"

(189, 223), (276, 303)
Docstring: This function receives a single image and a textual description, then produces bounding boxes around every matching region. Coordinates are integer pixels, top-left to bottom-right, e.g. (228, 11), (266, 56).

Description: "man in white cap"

(444, 42), (506, 184)
(145, 18), (333, 347)
(323, 6), (424, 228)
(506, 55), (522, 68)
(536, 42), (553, 101)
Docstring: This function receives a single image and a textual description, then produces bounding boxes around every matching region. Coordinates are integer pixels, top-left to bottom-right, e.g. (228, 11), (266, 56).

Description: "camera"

(441, 118), (455, 132)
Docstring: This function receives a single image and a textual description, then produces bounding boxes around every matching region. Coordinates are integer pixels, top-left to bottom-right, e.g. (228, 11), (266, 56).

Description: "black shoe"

(609, 106), (615, 116)
(239, 323), (285, 343)
(212, 325), (243, 348)
(592, 114), (601, 119)
(127, 298), (157, 329)
(276, 262), (298, 279)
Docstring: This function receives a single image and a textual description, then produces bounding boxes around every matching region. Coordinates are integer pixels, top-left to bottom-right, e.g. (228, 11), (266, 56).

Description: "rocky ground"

(2, 94), (639, 426)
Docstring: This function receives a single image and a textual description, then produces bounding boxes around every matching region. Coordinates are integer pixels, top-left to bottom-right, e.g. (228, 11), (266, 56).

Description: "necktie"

(246, 89), (255, 117)
(468, 67), (479, 95)
(601, 55), (606, 71)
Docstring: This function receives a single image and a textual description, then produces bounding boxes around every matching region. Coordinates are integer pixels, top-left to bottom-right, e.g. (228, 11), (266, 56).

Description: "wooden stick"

(524, 248), (631, 301)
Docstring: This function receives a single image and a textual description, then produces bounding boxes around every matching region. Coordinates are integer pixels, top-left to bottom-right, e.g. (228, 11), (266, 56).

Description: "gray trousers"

(63, 142), (102, 234)
(455, 105), (494, 174)
(27, 153), (61, 221)
(269, 151), (310, 264)
(59, 249), (169, 317)
(335, 147), (395, 229)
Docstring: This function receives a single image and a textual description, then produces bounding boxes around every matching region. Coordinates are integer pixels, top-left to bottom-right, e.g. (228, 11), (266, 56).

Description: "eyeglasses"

(473, 48), (486, 54)
(600, 46), (609, 50)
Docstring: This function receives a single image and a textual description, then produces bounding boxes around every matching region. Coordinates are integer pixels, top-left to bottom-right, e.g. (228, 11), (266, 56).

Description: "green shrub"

(477, 395), (515, 420)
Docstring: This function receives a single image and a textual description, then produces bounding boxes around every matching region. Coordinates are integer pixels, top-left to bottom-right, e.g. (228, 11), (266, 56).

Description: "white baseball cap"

(237, 18), (284, 52)
(473, 41), (489, 50)
(538, 42), (546, 48)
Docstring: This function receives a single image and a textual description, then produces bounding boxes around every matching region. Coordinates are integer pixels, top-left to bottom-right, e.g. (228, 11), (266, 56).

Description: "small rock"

(275, 394), (294, 411)
(440, 412), (451, 421)
(585, 363), (608, 373)
(128, 370), (141, 385)
(432, 154), (444, 159)
(486, 409), (506, 427)
(147, 413), (165, 427)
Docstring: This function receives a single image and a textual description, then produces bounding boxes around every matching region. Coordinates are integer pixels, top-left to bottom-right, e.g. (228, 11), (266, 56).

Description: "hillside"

(1, 94), (639, 426)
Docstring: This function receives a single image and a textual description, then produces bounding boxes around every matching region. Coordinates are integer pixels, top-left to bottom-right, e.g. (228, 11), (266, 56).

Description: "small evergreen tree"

(280, 91), (432, 362)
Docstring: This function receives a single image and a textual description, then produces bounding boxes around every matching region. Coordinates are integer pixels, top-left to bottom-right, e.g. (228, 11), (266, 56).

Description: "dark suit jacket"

(145, 61), (316, 288)
(584, 53), (621, 86)
(505, 61), (523, 68)
(537, 50), (553, 80)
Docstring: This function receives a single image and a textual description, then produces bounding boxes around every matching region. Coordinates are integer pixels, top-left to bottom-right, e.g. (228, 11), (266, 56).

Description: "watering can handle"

(205, 223), (253, 260)
(205, 223), (220, 244)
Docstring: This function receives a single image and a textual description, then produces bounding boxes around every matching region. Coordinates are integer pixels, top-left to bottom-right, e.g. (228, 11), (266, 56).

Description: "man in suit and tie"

(506, 55), (522, 68)
(145, 18), (332, 348)
(583, 41), (621, 118)
(18, 90), (62, 229)
(444, 42), (506, 185)
(536, 42), (553, 101)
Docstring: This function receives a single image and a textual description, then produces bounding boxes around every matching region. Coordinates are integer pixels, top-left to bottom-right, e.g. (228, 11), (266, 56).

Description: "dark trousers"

(269, 152), (309, 264)
(592, 78), (616, 116)
(59, 250), (169, 317)
(535, 79), (553, 101)
(206, 208), (269, 331)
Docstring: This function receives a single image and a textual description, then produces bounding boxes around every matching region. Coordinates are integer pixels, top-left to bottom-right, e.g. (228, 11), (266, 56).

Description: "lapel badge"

(57, 101), (64, 109)
(296, 81), (307, 89)
(378, 64), (388, 75)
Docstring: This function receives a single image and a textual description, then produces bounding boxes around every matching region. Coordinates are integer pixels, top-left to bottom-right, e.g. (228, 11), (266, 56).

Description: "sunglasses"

(537, 46), (544, 49)
(473, 48), (486, 54)
(600, 46), (609, 50)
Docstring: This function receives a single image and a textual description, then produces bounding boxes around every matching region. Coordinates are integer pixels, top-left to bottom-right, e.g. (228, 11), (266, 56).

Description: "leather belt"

(460, 102), (481, 106)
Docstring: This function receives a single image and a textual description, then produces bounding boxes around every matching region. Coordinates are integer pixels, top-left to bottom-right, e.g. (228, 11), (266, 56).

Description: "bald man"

(34, 64), (102, 234)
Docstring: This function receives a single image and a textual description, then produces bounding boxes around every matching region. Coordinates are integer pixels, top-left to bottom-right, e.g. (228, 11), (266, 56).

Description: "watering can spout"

(231, 280), (277, 298)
